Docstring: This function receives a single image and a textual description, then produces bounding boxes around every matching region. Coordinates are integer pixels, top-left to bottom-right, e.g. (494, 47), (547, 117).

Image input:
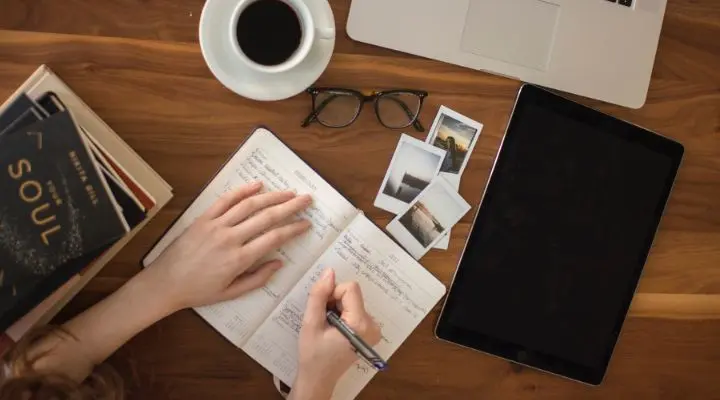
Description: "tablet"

(435, 85), (684, 385)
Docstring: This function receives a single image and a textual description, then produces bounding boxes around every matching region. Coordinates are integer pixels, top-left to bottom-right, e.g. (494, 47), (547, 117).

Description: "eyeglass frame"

(301, 87), (429, 132)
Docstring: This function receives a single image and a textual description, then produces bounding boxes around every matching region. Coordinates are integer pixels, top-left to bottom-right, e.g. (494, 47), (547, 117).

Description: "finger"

(219, 191), (297, 227)
(201, 182), (263, 221)
(303, 268), (336, 328)
(333, 282), (367, 315)
(221, 260), (283, 300)
(242, 220), (312, 256)
(234, 195), (312, 241)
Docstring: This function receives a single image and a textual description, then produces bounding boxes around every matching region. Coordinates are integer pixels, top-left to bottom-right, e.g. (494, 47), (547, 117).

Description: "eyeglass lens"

(314, 91), (362, 128)
(376, 92), (422, 128)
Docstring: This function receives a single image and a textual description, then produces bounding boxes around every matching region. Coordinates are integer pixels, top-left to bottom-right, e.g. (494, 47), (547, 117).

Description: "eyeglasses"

(301, 87), (428, 132)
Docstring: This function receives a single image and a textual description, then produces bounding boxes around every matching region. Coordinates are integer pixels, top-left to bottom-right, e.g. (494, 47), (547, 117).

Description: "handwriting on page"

(248, 336), (297, 379)
(333, 230), (429, 320)
(267, 226), (434, 350)
(276, 301), (304, 334)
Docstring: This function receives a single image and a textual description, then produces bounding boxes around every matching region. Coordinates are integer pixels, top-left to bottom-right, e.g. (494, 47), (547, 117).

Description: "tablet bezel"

(435, 84), (684, 385)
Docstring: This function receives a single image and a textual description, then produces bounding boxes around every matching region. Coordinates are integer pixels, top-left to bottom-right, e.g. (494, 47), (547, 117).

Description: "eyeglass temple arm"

(301, 93), (343, 127)
(382, 96), (426, 132)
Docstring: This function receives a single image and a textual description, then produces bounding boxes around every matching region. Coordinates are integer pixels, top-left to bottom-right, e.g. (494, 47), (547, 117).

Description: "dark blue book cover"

(0, 111), (129, 329)
(0, 94), (44, 137)
(36, 91), (147, 228)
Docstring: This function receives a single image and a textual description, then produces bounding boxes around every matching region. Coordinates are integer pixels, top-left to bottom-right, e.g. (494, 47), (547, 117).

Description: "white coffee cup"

(229, 0), (335, 74)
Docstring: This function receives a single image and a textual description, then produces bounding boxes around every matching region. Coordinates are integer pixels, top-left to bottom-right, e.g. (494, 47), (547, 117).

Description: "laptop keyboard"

(607, 0), (633, 7)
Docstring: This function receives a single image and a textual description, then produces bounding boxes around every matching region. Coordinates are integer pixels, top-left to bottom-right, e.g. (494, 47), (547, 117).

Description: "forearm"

(33, 267), (178, 381)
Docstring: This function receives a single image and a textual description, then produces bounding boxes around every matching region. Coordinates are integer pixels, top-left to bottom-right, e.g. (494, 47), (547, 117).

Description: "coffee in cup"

(230, 0), (334, 74)
(236, 0), (302, 67)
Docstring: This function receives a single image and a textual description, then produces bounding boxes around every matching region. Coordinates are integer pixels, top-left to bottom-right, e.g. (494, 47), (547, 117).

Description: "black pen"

(326, 310), (388, 371)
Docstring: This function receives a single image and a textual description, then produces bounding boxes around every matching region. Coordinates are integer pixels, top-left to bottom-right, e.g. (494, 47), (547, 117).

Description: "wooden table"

(1, 1), (718, 398)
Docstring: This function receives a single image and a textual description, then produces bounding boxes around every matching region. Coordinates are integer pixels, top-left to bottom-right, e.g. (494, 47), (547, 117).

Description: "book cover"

(36, 91), (148, 227)
(0, 93), (44, 136)
(0, 111), (129, 329)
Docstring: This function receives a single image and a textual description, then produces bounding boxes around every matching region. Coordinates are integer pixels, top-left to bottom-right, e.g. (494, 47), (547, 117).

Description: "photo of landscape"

(382, 141), (443, 203)
(396, 180), (468, 248)
(399, 202), (445, 247)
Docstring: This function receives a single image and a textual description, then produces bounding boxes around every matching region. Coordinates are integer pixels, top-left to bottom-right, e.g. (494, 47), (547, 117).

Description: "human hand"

(145, 181), (312, 311)
(291, 268), (381, 400)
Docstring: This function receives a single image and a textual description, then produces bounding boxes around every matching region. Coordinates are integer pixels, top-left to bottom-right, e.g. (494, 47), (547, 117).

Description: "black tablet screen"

(440, 86), (683, 378)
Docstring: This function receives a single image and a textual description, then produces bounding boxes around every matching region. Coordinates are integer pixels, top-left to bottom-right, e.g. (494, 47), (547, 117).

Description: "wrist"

(130, 267), (184, 316)
(290, 373), (337, 400)
(59, 267), (180, 372)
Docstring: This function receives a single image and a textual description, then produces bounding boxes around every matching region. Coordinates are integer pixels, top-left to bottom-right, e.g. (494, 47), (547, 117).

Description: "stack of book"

(0, 66), (173, 355)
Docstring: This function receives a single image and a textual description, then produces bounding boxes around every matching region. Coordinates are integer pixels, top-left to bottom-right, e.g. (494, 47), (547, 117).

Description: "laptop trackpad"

(461, 0), (560, 71)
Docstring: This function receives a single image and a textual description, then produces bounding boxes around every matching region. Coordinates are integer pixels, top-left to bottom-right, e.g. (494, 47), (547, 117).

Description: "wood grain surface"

(1, 0), (719, 399)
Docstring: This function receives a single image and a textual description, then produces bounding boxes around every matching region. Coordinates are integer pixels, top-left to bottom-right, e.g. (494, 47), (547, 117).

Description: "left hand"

(145, 182), (313, 311)
(21, 182), (313, 385)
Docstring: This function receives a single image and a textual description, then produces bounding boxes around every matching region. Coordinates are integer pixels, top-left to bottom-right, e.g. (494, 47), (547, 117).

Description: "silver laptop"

(347, 0), (667, 109)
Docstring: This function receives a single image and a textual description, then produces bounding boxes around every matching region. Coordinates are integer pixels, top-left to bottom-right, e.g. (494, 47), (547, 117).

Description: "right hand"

(292, 268), (381, 400)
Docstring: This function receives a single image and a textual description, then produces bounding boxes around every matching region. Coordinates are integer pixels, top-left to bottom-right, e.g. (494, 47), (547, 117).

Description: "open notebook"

(142, 127), (446, 400)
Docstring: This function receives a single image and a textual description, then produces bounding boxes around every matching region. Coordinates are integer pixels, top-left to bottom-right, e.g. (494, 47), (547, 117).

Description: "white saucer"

(199, 0), (336, 101)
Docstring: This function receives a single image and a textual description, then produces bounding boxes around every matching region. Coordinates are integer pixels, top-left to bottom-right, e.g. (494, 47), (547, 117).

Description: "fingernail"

(272, 260), (284, 270)
(321, 268), (333, 281)
(301, 194), (313, 204)
(251, 181), (263, 188)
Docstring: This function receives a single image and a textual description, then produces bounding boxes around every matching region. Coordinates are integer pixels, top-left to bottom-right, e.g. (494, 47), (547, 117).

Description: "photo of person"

(387, 177), (471, 259)
(426, 106), (483, 176)
(374, 134), (446, 214)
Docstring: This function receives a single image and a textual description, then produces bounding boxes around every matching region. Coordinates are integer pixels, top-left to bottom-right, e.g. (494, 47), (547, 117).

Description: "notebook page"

(243, 214), (447, 400)
(142, 128), (358, 347)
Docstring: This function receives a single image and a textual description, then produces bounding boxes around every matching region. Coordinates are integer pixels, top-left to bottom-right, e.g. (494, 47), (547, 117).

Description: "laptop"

(347, 0), (667, 109)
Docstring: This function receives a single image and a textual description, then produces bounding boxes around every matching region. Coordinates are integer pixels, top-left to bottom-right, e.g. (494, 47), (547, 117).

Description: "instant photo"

(387, 177), (471, 259)
(426, 106), (483, 249)
(374, 134), (446, 214)
(426, 106), (483, 178)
